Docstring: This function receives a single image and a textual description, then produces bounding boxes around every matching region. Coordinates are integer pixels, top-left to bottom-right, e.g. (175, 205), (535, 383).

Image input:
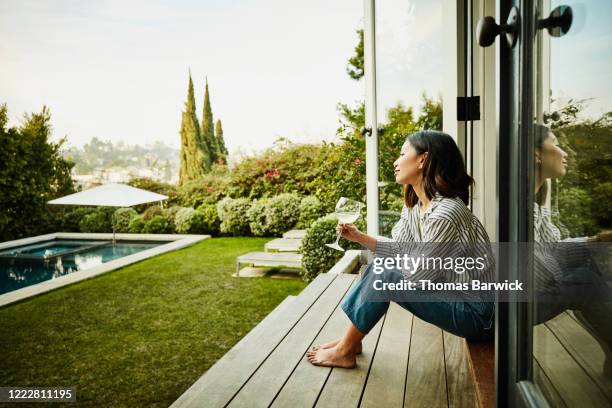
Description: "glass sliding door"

(364, 0), (462, 237)
(493, 0), (612, 406)
(530, 0), (612, 406)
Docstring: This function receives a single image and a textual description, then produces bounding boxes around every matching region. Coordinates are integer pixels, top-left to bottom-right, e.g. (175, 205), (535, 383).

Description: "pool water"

(0, 239), (170, 295)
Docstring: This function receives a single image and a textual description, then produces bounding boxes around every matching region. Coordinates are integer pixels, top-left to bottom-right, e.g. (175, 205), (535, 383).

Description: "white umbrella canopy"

(48, 183), (168, 207)
(48, 183), (169, 244)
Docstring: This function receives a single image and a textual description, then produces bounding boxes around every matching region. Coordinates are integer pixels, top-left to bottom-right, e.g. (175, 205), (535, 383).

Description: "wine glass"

(325, 197), (364, 251)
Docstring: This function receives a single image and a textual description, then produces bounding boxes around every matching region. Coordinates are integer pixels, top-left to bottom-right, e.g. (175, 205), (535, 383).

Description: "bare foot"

(306, 345), (357, 368)
(310, 338), (362, 354)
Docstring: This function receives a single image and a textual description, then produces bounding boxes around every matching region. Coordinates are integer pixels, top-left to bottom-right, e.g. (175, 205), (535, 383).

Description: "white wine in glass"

(325, 197), (364, 251)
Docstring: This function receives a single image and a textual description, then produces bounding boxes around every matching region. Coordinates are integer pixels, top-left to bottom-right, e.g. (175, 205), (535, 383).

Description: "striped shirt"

(533, 202), (590, 294)
(374, 192), (496, 299)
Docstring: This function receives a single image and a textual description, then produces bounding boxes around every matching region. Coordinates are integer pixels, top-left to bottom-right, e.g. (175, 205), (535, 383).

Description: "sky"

(0, 0), (364, 156)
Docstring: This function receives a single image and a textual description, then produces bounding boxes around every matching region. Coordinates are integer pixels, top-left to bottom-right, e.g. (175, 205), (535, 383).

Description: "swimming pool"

(0, 239), (170, 295)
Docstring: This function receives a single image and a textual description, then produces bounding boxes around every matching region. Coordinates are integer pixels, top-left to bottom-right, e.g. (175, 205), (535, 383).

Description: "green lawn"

(0, 237), (307, 407)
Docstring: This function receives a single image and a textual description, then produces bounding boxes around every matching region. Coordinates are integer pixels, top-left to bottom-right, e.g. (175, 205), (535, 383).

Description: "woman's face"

(393, 141), (427, 185)
(536, 132), (568, 179)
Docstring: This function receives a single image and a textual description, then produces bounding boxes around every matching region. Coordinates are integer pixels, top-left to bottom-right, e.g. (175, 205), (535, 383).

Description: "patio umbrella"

(48, 183), (169, 245)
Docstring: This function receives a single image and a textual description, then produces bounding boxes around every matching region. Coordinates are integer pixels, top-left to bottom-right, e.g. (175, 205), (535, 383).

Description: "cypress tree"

(179, 73), (210, 186)
(215, 119), (228, 162)
(201, 78), (218, 163)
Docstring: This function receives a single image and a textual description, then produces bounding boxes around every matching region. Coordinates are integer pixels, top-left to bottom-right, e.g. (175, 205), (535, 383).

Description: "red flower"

(354, 158), (362, 166)
(216, 158), (225, 165)
(265, 168), (281, 179)
(207, 186), (215, 193)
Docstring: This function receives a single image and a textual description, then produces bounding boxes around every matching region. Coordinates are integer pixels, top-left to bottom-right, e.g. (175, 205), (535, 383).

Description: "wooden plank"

(534, 357), (567, 408)
(228, 274), (356, 408)
(534, 323), (610, 407)
(270, 276), (360, 407)
(465, 340), (495, 408)
(545, 311), (612, 399)
(283, 230), (307, 239)
(236, 251), (302, 272)
(314, 316), (385, 407)
(444, 333), (478, 408)
(170, 273), (337, 408)
(360, 303), (413, 408)
(264, 238), (302, 252)
(404, 317), (448, 408)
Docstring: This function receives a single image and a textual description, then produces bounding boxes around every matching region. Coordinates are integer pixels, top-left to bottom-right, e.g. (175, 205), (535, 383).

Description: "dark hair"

(402, 130), (474, 207)
(534, 123), (553, 205)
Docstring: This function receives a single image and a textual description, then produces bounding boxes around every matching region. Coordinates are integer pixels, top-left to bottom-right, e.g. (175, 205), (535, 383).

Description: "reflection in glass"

(532, 2), (612, 404)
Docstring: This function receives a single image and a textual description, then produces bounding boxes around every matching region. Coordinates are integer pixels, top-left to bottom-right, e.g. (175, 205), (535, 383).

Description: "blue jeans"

(341, 263), (495, 341)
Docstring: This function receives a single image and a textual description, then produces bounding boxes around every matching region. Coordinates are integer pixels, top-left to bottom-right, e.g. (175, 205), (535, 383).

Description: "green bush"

(143, 215), (172, 234)
(174, 207), (196, 234)
(113, 208), (138, 233)
(142, 205), (163, 221)
(265, 193), (301, 236)
(161, 206), (182, 232)
(177, 164), (231, 207)
(195, 203), (221, 235)
(78, 207), (114, 233)
(217, 197), (252, 236)
(299, 214), (365, 282)
(246, 199), (270, 236)
(297, 196), (325, 229)
(127, 177), (179, 212)
(62, 207), (96, 232)
(128, 215), (146, 233)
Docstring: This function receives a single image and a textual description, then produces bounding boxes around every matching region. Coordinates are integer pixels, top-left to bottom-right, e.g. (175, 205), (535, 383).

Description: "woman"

(307, 130), (495, 369)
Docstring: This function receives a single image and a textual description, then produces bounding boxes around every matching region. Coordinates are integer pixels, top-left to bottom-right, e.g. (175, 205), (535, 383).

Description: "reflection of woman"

(307, 130), (495, 369)
(533, 123), (612, 375)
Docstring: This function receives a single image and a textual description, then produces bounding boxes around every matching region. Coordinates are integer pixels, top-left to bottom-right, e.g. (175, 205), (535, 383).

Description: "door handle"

(476, 6), (520, 48)
(537, 5), (573, 37)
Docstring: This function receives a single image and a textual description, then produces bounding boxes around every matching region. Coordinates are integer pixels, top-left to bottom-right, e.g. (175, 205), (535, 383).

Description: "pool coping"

(0, 232), (210, 309)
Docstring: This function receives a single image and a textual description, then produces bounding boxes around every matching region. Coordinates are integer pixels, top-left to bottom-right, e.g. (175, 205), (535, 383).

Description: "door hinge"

(457, 96), (481, 121)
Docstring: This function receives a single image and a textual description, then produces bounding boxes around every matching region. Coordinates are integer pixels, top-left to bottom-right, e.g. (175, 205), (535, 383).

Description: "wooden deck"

(534, 310), (612, 407)
(171, 272), (479, 408)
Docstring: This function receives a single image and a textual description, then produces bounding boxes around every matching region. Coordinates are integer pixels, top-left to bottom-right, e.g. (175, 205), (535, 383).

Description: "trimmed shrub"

(128, 215), (146, 233)
(246, 199), (270, 236)
(297, 196), (325, 229)
(62, 207), (96, 232)
(143, 215), (172, 234)
(299, 214), (365, 282)
(142, 205), (163, 221)
(113, 208), (138, 233)
(78, 207), (114, 233)
(264, 193), (301, 236)
(217, 197), (252, 236)
(174, 207), (196, 234)
(195, 204), (221, 235)
(161, 205), (182, 232)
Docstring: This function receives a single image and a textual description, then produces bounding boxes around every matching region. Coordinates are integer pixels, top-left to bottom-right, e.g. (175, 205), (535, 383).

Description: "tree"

(215, 119), (228, 162)
(179, 73), (210, 185)
(347, 29), (364, 81)
(0, 103), (75, 241)
(201, 78), (218, 163)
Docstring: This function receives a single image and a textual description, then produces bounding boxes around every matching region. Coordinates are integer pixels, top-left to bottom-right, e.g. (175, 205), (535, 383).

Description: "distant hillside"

(63, 138), (180, 185)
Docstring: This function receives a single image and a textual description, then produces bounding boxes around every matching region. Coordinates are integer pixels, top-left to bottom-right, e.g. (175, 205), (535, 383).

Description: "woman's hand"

(336, 223), (363, 243)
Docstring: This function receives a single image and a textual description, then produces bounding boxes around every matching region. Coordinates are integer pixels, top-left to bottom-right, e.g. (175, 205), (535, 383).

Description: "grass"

(0, 237), (308, 407)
